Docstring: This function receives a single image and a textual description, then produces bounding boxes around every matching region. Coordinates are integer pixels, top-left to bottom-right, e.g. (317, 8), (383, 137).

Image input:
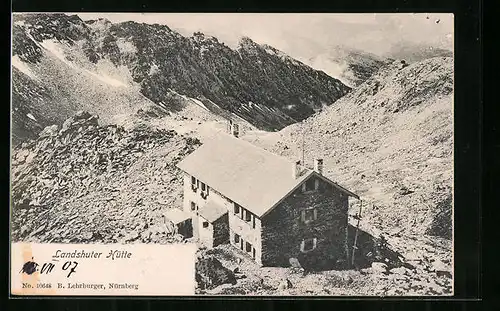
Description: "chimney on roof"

(226, 119), (239, 137)
(314, 159), (324, 175)
(293, 160), (302, 179)
(231, 123), (239, 138)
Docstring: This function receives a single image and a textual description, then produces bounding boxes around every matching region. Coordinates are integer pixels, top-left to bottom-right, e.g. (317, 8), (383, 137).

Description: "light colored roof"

(198, 200), (227, 222)
(164, 208), (191, 224)
(176, 133), (358, 217)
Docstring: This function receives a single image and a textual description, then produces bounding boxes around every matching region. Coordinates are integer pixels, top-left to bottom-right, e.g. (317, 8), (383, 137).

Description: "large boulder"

(195, 255), (237, 290)
(432, 259), (452, 278)
(371, 262), (388, 274)
(39, 124), (59, 138)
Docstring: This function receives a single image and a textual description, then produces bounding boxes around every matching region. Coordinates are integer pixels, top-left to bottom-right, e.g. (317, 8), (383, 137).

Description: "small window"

(304, 178), (316, 192)
(301, 208), (317, 223)
(191, 176), (196, 185)
(253, 248), (256, 259)
(203, 221), (209, 228)
(246, 242), (252, 253)
(201, 182), (206, 191)
(300, 238), (317, 252)
(234, 204), (240, 214)
(234, 233), (240, 244)
(190, 201), (196, 211)
(245, 210), (252, 222)
(252, 216), (256, 229)
(305, 209), (315, 221)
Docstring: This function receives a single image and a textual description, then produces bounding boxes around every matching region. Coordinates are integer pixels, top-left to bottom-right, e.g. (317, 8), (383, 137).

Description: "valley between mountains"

(11, 13), (453, 296)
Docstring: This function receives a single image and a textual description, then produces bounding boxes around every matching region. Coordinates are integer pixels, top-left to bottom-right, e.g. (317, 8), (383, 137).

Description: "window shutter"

(313, 238), (317, 250)
(301, 210), (306, 222)
(313, 209), (318, 220)
(300, 240), (305, 252)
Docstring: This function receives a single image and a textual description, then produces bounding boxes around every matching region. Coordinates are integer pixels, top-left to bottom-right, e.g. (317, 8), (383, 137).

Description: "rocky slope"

(245, 56), (453, 240)
(195, 240), (451, 296)
(11, 13), (350, 143)
(10, 111), (202, 244)
(219, 56), (454, 296)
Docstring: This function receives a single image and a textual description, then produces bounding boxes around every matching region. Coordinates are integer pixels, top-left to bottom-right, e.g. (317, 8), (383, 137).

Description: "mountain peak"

(85, 17), (112, 25)
(237, 36), (260, 50)
(191, 31), (219, 44)
(12, 13), (351, 140)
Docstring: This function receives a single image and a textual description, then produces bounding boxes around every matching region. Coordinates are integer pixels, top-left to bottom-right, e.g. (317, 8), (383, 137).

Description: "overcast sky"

(77, 13), (453, 60)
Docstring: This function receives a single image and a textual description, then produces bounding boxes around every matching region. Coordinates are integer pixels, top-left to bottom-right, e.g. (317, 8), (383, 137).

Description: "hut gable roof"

(177, 133), (358, 218)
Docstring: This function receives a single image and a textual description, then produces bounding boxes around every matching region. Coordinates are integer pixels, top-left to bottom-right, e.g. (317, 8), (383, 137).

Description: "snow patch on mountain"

(116, 38), (137, 55)
(39, 39), (76, 68)
(189, 98), (209, 110)
(12, 55), (38, 80)
(149, 63), (160, 76)
(26, 113), (37, 121)
(84, 69), (128, 87)
(39, 39), (129, 88)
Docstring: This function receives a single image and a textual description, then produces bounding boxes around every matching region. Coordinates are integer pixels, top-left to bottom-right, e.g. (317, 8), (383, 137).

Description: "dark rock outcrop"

(195, 255), (237, 290)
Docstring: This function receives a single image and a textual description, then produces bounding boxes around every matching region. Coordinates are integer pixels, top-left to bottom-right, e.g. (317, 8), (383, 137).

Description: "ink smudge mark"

(20, 257), (39, 275)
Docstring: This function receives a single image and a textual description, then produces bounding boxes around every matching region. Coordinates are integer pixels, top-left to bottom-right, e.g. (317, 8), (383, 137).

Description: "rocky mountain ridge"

(385, 41), (453, 64)
(12, 13), (351, 143)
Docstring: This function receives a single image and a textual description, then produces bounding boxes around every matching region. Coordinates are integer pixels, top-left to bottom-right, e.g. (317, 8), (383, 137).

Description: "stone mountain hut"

(174, 122), (359, 268)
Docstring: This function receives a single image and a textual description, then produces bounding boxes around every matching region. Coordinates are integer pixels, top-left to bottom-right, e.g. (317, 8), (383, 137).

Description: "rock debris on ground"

(11, 111), (201, 244)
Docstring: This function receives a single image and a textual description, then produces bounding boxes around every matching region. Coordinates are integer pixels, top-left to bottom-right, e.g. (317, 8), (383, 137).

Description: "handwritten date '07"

(20, 257), (79, 278)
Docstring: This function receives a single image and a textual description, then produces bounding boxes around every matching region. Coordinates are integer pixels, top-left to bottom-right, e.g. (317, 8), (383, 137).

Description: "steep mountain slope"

(306, 46), (393, 87)
(11, 112), (202, 244)
(245, 57), (453, 240)
(88, 22), (350, 128)
(11, 66), (58, 143)
(11, 14), (164, 145)
(11, 13), (350, 144)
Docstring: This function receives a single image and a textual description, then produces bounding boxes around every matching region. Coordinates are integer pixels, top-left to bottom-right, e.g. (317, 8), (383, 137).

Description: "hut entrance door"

(178, 219), (193, 238)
